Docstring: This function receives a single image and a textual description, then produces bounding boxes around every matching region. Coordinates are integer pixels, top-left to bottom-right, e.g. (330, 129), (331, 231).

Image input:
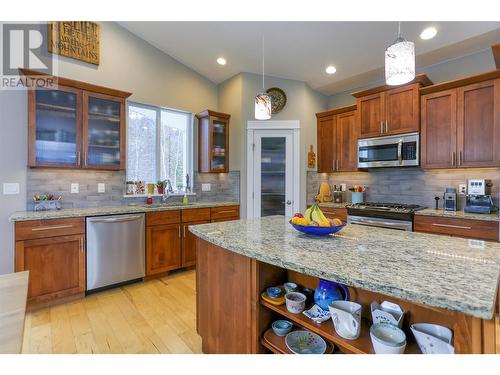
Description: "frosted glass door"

(34, 88), (80, 166)
(84, 94), (122, 168)
(253, 130), (294, 217)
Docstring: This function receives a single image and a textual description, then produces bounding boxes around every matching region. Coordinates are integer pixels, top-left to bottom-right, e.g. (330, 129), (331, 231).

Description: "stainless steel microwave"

(357, 132), (419, 168)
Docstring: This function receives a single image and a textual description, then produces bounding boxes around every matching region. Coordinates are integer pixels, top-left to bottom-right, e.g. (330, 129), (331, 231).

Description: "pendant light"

(255, 36), (271, 120)
(385, 22), (415, 86)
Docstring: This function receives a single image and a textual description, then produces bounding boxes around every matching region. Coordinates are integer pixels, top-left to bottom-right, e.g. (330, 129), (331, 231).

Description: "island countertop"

(190, 216), (500, 320)
(9, 201), (239, 222)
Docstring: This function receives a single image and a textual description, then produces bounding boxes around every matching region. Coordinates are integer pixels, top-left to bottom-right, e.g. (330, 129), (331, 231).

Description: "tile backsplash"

(26, 169), (240, 210)
(307, 168), (500, 210)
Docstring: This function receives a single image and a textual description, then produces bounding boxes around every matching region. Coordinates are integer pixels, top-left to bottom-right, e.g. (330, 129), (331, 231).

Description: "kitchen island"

(190, 216), (500, 354)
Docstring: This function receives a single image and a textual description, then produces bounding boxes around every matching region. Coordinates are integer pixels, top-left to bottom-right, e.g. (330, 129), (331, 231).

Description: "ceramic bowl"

(410, 323), (454, 354)
(285, 292), (307, 314)
(370, 323), (406, 354)
(285, 330), (327, 354)
(271, 320), (293, 337)
(284, 282), (298, 293)
(266, 286), (282, 299)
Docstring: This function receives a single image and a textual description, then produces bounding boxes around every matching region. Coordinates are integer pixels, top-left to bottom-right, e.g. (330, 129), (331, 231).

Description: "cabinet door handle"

(216, 210), (237, 214)
(183, 226), (186, 238)
(380, 121), (384, 133)
(336, 160), (339, 170)
(31, 224), (73, 232)
(451, 151), (456, 166)
(79, 238), (84, 253)
(459, 151), (462, 166)
(385, 120), (389, 133)
(432, 223), (472, 230)
(84, 151), (88, 167)
(178, 226), (181, 238)
(77, 151), (81, 166)
(332, 160), (335, 171)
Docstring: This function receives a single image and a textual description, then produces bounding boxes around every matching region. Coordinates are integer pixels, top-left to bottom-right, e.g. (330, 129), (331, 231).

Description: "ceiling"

(119, 22), (500, 95)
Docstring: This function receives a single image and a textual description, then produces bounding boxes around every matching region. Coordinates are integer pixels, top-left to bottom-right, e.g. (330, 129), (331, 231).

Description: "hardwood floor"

(21, 269), (201, 354)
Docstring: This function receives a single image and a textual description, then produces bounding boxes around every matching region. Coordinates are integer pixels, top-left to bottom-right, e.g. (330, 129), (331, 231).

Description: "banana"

(316, 206), (329, 223)
(311, 206), (322, 224)
(304, 206), (313, 222)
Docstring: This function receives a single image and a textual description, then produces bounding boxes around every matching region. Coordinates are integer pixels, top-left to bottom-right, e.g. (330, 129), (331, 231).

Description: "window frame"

(126, 100), (193, 190)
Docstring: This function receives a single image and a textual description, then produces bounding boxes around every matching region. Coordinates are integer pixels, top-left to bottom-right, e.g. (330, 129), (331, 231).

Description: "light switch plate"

(458, 184), (467, 195)
(98, 183), (105, 193)
(71, 183), (79, 194)
(201, 183), (211, 192)
(3, 182), (20, 195)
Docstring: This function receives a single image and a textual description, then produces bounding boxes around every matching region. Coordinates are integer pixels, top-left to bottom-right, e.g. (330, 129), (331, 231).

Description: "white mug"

(328, 300), (362, 340)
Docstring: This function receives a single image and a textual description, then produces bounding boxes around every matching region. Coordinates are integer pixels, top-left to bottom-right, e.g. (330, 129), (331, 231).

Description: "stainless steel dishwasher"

(86, 213), (145, 292)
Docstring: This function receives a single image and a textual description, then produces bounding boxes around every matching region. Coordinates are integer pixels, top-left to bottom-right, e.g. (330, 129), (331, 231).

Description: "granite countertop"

(416, 208), (499, 222)
(0, 271), (28, 353)
(190, 216), (500, 319)
(9, 201), (240, 222)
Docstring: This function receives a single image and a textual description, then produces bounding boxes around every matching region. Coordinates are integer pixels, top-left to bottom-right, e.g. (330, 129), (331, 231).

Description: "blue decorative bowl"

(289, 220), (346, 236)
(266, 286), (283, 299)
(272, 320), (293, 337)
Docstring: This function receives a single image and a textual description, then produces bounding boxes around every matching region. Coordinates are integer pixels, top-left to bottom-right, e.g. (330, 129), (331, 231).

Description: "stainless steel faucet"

(161, 179), (174, 203)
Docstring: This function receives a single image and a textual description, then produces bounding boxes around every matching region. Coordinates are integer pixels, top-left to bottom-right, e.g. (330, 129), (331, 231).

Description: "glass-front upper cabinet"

(83, 93), (124, 169)
(196, 110), (230, 173)
(29, 86), (82, 167)
(24, 69), (131, 170)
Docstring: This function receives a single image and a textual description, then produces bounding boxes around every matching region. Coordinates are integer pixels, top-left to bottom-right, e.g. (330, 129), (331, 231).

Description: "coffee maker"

(464, 179), (498, 214)
(443, 187), (457, 211)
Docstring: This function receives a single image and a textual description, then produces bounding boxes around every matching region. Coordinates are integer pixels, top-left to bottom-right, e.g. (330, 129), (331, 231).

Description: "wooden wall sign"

(48, 22), (100, 65)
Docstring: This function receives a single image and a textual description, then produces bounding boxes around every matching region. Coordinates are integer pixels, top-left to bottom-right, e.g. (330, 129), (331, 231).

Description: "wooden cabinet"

(414, 215), (499, 242)
(210, 205), (240, 221)
(182, 221), (209, 267)
(320, 207), (347, 222)
(146, 205), (240, 274)
(146, 223), (181, 274)
(196, 110), (230, 173)
(316, 105), (357, 173)
(15, 218), (85, 304)
(353, 75), (431, 139)
(421, 78), (500, 169)
(21, 68), (131, 170)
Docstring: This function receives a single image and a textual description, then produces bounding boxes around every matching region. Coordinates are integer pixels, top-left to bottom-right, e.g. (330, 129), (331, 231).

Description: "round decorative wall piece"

(266, 87), (287, 114)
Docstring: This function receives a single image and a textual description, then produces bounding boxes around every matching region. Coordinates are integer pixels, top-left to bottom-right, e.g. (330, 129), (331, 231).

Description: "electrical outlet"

(201, 183), (211, 192)
(71, 183), (79, 194)
(3, 182), (19, 195)
(98, 183), (105, 193)
(458, 184), (467, 195)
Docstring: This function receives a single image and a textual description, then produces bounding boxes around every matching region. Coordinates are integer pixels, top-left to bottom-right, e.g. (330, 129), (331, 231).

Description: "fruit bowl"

(289, 220), (346, 236)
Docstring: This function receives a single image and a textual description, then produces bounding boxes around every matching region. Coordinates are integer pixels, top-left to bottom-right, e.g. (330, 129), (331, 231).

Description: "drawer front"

(182, 208), (211, 223)
(146, 210), (181, 226)
(210, 205), (240, 220)
(321, 207), (347, 222)
(15, 217), (85, 241)
(414, 215), (499, 241)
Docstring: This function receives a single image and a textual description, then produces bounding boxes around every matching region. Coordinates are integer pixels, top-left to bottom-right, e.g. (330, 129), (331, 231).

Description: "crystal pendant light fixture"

(255, 36), (271, 120)
(385, 22), (415, 86)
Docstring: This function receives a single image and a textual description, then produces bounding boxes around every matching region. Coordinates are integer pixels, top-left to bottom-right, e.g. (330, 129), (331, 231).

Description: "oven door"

(357, 132), (419, 168)
(348, 215), (413, 231)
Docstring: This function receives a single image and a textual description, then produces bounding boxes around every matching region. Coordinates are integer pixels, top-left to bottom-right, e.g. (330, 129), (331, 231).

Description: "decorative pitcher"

(314, 279), (350, 310)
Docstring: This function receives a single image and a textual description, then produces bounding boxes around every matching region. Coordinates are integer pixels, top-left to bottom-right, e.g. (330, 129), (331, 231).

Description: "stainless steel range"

(347, 202), (425, 231)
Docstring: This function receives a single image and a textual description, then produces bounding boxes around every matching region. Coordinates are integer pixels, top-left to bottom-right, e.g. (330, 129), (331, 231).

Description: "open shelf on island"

(260, 299), (421, 354)
(262, 328), (335, 354)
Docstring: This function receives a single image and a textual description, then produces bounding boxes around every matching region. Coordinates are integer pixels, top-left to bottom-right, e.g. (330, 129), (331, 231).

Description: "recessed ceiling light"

(216, 57), (226, 65)
(420, 27), (437, 40)
(325, 65), (337, 74)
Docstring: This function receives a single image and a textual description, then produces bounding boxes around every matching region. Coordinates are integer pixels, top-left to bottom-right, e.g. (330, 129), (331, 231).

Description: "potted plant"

(156, 180), (165, 194)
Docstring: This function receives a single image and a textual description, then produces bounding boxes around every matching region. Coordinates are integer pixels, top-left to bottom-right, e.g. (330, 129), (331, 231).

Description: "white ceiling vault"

(119, 21), (500, 95)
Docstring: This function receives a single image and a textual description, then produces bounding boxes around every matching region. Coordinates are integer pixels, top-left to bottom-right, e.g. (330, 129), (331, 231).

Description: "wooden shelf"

(261, 300), (421, 354)
(262, 328), (335, 354)
(37, 103), (76, 112)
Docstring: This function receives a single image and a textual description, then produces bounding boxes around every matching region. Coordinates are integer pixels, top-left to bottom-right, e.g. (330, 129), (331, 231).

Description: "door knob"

(286, 200), (292, 205)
